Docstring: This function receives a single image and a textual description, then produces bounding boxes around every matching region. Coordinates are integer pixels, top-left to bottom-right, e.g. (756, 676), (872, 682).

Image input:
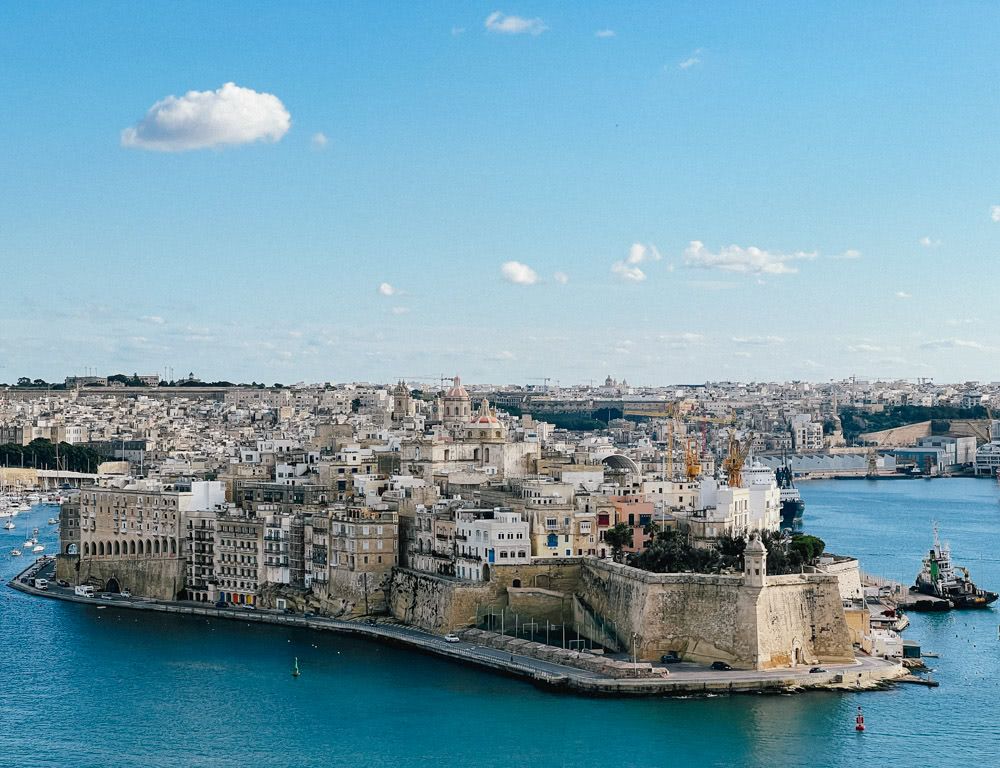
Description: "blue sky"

(1, 2), (998, 385)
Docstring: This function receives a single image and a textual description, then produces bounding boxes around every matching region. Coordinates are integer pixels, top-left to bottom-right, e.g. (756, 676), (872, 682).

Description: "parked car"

(711, 661), (733, 671)
(809, 667), (827, 673)
(100, 593), (112, 600)
(120, 590), (131, 598)
(660, 652), (682, 664)
(56, 579), (69, 588)
(443, 633), (461, 643)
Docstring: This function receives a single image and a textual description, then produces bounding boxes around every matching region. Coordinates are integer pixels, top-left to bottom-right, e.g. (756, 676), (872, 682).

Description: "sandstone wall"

(755, 574), (854, 667)
(388, 568), (498, 632)
(59, 554), (186, 601)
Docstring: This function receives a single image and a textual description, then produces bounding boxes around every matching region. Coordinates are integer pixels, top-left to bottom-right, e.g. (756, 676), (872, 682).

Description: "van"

(33, 578), (48, 590)
(74, 585), (95, 598)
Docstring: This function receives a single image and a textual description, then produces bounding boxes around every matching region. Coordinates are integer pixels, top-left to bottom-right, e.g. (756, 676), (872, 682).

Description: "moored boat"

(915, 525), (997, 609)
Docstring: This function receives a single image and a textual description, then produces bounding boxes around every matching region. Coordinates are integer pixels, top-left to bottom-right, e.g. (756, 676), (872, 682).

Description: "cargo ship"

(914, 526), (997, 609)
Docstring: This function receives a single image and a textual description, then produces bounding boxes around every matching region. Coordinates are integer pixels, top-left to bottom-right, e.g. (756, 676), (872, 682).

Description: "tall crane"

(684, 438), (701, 480)
(722, 430), (755, 488)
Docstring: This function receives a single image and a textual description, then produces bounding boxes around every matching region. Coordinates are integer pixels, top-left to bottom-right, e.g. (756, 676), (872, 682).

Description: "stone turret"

(743, 534), (767, 588)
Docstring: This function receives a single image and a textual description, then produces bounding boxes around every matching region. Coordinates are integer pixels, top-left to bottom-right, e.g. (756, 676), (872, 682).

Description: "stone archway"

(791, 638), (803, 667)
(105, 577), (121, 594)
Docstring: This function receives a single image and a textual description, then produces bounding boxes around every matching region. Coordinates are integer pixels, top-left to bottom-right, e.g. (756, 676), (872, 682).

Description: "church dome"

(445, 376), (469, 400)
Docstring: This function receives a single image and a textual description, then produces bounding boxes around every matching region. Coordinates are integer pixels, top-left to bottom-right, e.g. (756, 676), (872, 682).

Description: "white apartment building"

(455, 508), (530, 581)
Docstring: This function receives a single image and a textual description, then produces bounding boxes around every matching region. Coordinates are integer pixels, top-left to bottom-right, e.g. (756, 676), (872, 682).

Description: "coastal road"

(10, 558), (901, 693)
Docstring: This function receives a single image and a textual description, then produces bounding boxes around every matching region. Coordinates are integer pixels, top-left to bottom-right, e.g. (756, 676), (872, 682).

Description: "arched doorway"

(105, 577), (121, 594)
(481, 564), (491, 582)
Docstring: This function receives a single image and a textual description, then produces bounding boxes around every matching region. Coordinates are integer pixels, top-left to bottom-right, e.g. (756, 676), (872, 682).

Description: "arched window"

(98, 541), (105, 556)
(114, 541), (120, 556)
(170, 539), (176, 555)
(129, 540), (135, 555)
(154, 539), (160, 555)
(484, 448), (491, 463)
(83, 542), (89, 556)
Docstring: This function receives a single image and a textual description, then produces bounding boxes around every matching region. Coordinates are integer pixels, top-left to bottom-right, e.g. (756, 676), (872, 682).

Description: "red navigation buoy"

(855, 706), (865, 732)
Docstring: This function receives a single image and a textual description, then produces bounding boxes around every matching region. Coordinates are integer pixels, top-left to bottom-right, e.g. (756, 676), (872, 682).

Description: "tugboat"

(914, 525), (997, 609)
(776, 461), (804, 528)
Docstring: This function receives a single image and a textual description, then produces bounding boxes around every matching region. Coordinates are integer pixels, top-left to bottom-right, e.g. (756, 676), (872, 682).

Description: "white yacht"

(32, 544), (45, 553)
(10, 548), (21, 557)
(3, 520), (14, 530)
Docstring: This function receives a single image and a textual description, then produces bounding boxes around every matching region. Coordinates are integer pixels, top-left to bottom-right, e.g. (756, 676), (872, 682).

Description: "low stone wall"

(458, 628), (665, 680)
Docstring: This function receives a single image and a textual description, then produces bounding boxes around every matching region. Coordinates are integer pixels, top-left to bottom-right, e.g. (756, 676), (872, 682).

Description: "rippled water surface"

(1, 480), (998, 767)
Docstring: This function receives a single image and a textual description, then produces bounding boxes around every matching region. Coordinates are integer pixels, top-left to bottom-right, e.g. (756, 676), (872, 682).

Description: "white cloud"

(895, 291), (912, 299)
(378, 282), (396, 296)
(678, 49), (703, 69)
(595, 29), (615, 38)
(847, 343), (882, 353)
(140, 315), (165, 325)
(451, 26), (466, 36)
(485, 11), (547, 35)
(990, 205), (1000, 222)
(832, 248), (862, 259)
(553, 271), (569, 285)
(659, 332), (704, 347)
(121, 82), (291, 152)
(310, 132), (328, 149)
(919, 236), (940, 248)
(491, 350), (516, 361)
(501, 260), (538, 285)
(612, 262), (645, 281)
(919, 338), (988, 351)
(390, 306), (410, 315)
(732, 335), (785, 345)
(684, 241), (816, 275)
(611, 242), (661, 281)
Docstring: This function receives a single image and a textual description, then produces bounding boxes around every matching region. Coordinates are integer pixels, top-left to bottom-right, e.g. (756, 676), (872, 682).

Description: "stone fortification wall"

(388, 569), (497, 632)
(579, 560), (751, 665)
(56, 554), (186, 601)
(756, 574), (854, 667)
(386, 558), (855, 669)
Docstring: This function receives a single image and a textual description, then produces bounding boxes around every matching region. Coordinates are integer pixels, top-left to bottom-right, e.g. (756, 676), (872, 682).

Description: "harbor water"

(1, 479), (998, 768)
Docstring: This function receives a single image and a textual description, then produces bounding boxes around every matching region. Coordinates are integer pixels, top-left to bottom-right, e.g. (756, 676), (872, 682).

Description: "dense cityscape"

(3, 373), (999, 693)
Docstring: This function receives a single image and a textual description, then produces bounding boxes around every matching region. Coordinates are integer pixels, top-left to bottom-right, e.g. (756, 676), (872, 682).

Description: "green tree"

(604, 523), (633, 563)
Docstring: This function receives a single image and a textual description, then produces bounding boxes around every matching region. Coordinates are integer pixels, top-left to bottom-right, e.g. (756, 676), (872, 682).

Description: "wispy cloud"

(553, 271), (569, 285)
(847, 343), (882, 353)
(390, 306), (410, 315)
(919, 338), (989, 351)
(732, 335), (785, 345)
(595, 29), (615, 38)
(121, 82), (290, 152)
(678, 49), (703, 70)
(501, 260), (538, 285)
(659, 332), (704, 348)
(485, 11), (547, 36)
(990, 205), (1000, 223)
(451, 26), (466, 36)
(139, 315), (165, 325)
(378, 282), (396, 296)
(895, 291), (912, 299)
(832, 248), (862, 260)
(310, 132), (328, 150)
(918, 236), (940, 248)
(684, 241), (816, 275)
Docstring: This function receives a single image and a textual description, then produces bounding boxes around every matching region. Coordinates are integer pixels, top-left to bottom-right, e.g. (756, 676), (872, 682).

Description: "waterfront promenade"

(8, 557), (903, 697)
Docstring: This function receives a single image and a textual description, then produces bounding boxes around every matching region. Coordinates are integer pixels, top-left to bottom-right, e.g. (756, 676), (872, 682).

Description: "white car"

(443, 633), (461, 643)
(120, 590), (132, 598)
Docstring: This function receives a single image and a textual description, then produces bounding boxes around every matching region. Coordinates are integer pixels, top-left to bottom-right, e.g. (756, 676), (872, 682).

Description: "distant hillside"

(840, 405), (987, 443)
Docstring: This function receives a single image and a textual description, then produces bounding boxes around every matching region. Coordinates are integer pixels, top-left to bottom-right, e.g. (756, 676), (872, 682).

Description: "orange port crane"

(722, 430), (755, 488)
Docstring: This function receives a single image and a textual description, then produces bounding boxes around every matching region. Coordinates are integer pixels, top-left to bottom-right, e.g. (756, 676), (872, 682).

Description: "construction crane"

(684, 438), (701, 480)
(722, 430), (755, 488)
